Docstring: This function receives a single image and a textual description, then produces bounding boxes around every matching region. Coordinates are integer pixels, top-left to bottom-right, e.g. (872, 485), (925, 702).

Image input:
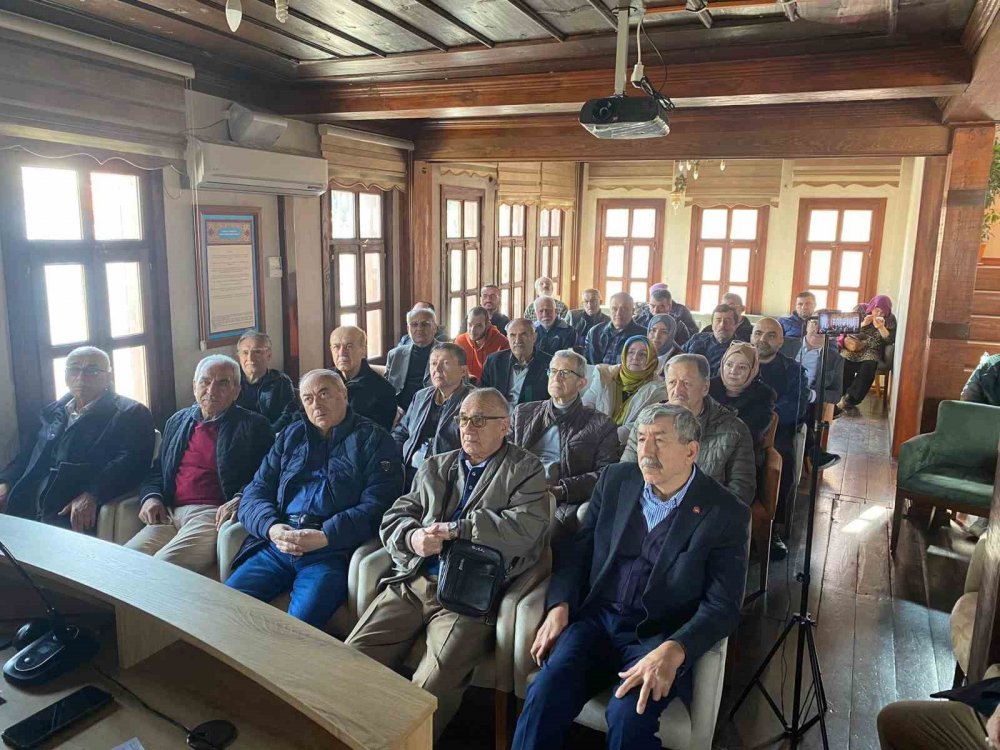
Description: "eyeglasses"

(237, 348), (269, 357)
(409, 321), (435, 329)
(454, 415), (507, 428)
(66, 366), (109, 378)
(546, 368), (583, 379)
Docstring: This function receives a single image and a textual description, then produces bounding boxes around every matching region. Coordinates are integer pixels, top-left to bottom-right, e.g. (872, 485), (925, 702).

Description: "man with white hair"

(524, 276), (572, 324)
(233, 329), (296, 431)
(585, 292), (646, 365)
(533, 296), (577, 356)
(385, 306), (437, 411)
(225, 369), (402, 628)
(126, 354), (273, 573)
(0, 346), (154, 532)
(330, 325), (397, 431)
(397, 301), (449, 346)
(513, 402), (750, 749)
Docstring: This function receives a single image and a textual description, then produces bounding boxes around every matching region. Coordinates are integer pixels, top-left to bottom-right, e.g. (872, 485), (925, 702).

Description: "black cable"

(641, 23), (669, 95)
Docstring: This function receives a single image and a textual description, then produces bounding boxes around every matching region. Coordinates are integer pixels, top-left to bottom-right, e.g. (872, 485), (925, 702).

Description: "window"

(442, 188), (483, 339)
(496, 203), (526, 318)
(326, 188), (390, 360)
(0, 155), (172, 431)
(792, 199), (886, 311)
(595, 200), (664, 304)
(687, 206), (769, 313)
(538, 207), (563, 298)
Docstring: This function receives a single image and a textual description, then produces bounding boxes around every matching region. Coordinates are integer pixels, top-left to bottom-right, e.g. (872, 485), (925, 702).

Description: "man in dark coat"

(330, 325), (398, 431)
(512, 402), (750, 750)
(481, 318), (551, 405)
(0, 346), (154, 533)
(234, 329), (296, 431)
(226, 369), (402, 629)
(570, 289), (610, 350)
(585, 292), (646, 365)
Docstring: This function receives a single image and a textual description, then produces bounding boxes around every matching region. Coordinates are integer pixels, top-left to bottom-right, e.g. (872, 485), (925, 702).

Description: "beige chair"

(950, 530), (988, 687)
(96, 429), (161, 544)
(216, 520), (382, 637)
(513, 579), (729, 750)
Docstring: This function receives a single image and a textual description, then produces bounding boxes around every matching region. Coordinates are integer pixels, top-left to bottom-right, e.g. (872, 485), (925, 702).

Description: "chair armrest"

(897, 433), (937, 484)
(513, 578), (550, 699)
(103, 495), (144, 545)
(96, 497), (123, 542)
(347, 539), (383, 621)
(357, 547), (393, 618)
(689, 638), (728, 749)
(494, 548), (552, 693)
(967, 532), (989, 594)
(217, 520), (250, 582)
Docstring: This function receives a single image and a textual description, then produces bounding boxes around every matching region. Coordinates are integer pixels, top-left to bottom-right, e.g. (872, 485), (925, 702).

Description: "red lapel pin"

(693, 506), (701, 514)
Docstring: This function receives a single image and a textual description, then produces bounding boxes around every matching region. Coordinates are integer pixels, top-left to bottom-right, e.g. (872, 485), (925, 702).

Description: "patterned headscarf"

(646, 314), (678, 355)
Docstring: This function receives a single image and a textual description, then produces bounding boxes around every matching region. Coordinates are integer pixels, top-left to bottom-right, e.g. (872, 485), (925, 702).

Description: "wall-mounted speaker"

(227, 103), (288, 149)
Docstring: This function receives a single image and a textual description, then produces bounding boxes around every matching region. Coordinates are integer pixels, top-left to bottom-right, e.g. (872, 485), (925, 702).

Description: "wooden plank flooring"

(440, 398), (977, 750)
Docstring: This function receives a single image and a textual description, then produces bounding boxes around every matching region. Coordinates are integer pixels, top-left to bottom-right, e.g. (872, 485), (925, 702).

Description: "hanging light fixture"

(224, 0), (243, 32)
(275, 0), (289, 22)
(670, 172), (687, 211)
(719, 159), (727, 172)
(692, 160), (700, 180)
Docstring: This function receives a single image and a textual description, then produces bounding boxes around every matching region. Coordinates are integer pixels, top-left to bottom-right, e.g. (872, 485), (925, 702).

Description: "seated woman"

(837, 294), (896, 411)
(709, 341), (776, 464)
(582, 336), (666, 446)
(647, 313), (681, 375)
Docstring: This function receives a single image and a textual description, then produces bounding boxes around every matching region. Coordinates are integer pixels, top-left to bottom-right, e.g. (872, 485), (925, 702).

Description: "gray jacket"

(380, 443), (551, 588)
(620, 396), (756, 504)
(391, 384), (474, 466)
(795, 340), (843, 405)
(384, 343), (432, 394)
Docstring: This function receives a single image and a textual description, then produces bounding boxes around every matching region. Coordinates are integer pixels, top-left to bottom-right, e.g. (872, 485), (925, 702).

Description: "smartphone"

(2, 685), (114, 749)
(815, 310), (862, 336)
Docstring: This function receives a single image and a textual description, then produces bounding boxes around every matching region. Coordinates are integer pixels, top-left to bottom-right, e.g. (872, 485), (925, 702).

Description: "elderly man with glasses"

(0, 346), (154, 533)
(125, 355), (274, 573)
(511, 349), (620, 530)
(233, 329), (296, 432)
(347, 387), (550, 740)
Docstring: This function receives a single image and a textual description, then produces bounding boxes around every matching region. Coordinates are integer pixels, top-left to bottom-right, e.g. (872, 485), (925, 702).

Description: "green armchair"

(892, 400), (1000, 554)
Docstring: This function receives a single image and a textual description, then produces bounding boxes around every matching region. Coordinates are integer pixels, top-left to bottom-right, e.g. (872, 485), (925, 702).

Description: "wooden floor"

(440, 397), (977, 750)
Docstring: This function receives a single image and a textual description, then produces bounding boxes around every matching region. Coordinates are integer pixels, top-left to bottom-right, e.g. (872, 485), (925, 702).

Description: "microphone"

(1, 537), (98, 686)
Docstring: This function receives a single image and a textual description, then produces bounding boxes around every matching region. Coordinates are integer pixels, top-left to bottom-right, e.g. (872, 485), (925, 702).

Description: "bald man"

(227, 369), (403, 628)
(330, 326), (397, 431)
(585, 292), (646, 365)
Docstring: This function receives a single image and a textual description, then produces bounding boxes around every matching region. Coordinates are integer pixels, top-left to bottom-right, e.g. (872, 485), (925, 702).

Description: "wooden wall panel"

(410, 160), (434, 304)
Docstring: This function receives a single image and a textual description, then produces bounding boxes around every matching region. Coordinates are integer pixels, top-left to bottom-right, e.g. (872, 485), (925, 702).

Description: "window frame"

(686, 205), (770, 313)
(791, 198), (887, 312)
(0, 152), (174, 433)
(595, 198), (665, 304)
(537, 206), (564, 299)
(322, 187), (393, 364)
(496, 202), (527, 319)
(441, 187), (484, 339)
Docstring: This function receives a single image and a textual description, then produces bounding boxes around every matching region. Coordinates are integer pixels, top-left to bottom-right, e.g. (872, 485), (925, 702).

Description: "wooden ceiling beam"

(412, 100), (951, 161)
(343, 0), (449, 51)
(187, 0), (341, 57)
(408, 0), (495, 48)
(279, 44), (970, 120)
(942, 1), (1000, 123)
(275, 3), (389, 57)
(501, 0), (567, 42)
(585, 0), (617, 29)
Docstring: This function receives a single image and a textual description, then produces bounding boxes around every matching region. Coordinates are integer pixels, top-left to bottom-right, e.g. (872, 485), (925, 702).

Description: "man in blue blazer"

(480, 318), (552, 404)
(513, 402), (750, 750)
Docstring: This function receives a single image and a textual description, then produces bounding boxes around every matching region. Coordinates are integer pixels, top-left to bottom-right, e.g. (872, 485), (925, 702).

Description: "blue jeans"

(225, 542), (349, 630)
(512, 608), (682, 750)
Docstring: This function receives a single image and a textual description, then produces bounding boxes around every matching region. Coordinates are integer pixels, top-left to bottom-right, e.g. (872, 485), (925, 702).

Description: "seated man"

(586, 292), (646, 365)
(127, 355), (273, 573)
(533, 296), (577, 357)
(570, 288), (610, 347)
(961, 351), (1000, 406)
(330, 325), (397, 431)
(225, 369), (402, 628)
(347, 388), (550, 739)
(699, 293), (753, 342)
(878, 675), (1000, 750)
(635, 286), (691, 346)
(635, 285), (698, 342)
(455, 305), (510, 383)
(481, 318), (552, 405)
(621, 354), (756, 504)
(512, 402), (750, 750)
(479, 284), (511, 334)
(393, 343), (474, 491)
(385, 306), (437, 412)
(683, 304), (739, 376)
(511, 349), (620, 528)
(795, 315), (844, 470)
(397, 301), (449, 346)
(233, 329), (296, 432)
(524, 276), (572, 323)
(752, 317), (810, 560)
(0, 346), (154, 532)
(778, 290), (817, 340)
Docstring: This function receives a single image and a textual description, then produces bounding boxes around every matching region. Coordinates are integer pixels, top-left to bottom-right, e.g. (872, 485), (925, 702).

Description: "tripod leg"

(804, 624), (830, 750)
(729, 616), (798, 720)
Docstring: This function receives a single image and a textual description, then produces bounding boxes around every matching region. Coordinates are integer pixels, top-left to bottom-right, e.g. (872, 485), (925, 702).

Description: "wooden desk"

(0, 516), (435, 750)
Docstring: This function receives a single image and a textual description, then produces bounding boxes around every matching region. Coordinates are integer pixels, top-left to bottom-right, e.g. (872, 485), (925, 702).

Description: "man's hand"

(425, 522), (458, 540)
(615, 640), (686, 715)
(268, 525), (328, 556)
(0, 482), (9, 513)
(293, 529), (328, 555)
(410, 527), (445, 557)
(530, 603), (569, 667)
(58, 492), (97, 532)
(138, 497), (169, 525)
(215, 496), (240, 530)
(987, 701), (1000, 747)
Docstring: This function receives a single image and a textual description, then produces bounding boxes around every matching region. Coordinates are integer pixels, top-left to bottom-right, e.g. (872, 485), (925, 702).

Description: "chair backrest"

(762, 411), (778, 451)
(369, 363), (387, 377)
(933, 400), (1000, 467)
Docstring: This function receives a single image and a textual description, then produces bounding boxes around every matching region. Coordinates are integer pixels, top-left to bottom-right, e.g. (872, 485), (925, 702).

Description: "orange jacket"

(455, 326), (510, 382)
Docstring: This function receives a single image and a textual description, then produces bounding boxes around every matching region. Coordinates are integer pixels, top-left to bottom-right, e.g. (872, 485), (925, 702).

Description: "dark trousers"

(843, 359), (879, 406)
(512, 608), (684, 750)
(225, 542), (349, 629)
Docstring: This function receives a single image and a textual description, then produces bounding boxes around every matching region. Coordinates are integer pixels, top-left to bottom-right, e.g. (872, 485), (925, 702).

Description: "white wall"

(0, 238), (18, 464)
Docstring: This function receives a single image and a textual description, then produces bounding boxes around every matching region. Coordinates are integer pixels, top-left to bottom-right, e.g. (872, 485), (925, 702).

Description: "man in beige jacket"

(347, 387), (550, 738)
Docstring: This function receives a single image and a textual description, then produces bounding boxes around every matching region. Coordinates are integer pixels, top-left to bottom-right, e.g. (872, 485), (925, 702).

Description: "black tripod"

(729, 335), (833, 749)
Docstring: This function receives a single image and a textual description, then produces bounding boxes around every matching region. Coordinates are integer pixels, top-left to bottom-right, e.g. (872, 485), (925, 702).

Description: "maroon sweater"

(173, 421), (225, 507)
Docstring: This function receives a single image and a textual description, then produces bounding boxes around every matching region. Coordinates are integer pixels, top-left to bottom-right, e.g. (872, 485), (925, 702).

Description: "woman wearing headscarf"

(710, 341), (777, 463)
(838, 294), (896, 410)
(582, 335), (666, 446)
(647, 313), (680, 375)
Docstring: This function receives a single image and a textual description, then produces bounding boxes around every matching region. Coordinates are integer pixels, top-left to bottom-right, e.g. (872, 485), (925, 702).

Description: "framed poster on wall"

(195, 206), (265, 348)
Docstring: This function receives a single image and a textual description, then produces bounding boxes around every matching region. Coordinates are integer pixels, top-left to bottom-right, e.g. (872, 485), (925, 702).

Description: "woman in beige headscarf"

(582, 336), (665, 445)
(709, 341), (776, 462)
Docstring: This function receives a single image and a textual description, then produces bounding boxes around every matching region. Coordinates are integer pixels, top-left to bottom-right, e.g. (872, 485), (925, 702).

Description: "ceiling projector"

(579, 95), (670, 139)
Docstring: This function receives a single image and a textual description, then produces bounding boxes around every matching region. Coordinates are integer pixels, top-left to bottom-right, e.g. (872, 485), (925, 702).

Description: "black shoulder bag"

(436, 462), (505, 618)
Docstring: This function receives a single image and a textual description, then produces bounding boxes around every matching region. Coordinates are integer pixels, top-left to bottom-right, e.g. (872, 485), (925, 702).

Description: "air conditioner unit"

(191, 140), (327, 197)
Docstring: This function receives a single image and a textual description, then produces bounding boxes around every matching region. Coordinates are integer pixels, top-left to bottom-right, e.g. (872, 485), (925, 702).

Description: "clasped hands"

(268, 523), (328, 556)
(410, 522), (458, 557)
(530, 603), (686, 715)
